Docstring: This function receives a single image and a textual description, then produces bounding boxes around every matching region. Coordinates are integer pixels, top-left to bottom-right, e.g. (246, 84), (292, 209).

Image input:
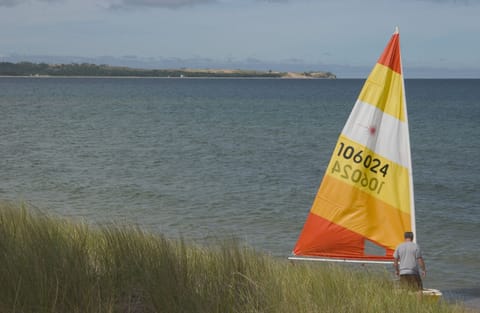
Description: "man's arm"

(418, 257), (427, 277)
(394, 258), (400, 276)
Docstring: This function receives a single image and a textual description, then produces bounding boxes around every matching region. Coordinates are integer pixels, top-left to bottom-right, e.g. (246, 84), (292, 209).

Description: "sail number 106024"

(331, 161), (385, 194)
(336, 142), (389, 177)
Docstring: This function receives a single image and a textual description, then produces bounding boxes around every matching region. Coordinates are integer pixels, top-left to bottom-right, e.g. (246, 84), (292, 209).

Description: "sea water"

(0, 77), (479, 307)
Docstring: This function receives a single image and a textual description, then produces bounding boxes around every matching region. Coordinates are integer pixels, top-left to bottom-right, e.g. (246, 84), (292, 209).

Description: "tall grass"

(0, 202), (469, 313)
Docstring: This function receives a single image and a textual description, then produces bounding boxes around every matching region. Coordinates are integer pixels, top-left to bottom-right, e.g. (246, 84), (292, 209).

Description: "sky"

(1, 0), (479, 78)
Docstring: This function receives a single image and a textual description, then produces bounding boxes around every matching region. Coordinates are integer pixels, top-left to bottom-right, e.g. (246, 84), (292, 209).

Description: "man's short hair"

(404, 231), (414, 239)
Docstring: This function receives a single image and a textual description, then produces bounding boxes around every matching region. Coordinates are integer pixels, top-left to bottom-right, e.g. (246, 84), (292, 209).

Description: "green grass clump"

(0, 202), (469, 313)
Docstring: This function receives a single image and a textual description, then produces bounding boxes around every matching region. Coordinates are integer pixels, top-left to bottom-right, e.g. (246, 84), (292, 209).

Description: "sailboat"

(289, 28), (441, 296)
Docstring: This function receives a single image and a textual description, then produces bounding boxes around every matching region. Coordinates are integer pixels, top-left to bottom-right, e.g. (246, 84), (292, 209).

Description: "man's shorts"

(399, 274), (423, 290)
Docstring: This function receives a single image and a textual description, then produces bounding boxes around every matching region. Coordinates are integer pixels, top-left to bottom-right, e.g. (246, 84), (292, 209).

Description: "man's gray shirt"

(393, 241), (422, 275)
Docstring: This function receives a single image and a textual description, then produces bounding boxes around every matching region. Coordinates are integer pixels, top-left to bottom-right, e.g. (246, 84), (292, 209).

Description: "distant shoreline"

(0, 75), (332, 80)
(0, 61), (336, 79)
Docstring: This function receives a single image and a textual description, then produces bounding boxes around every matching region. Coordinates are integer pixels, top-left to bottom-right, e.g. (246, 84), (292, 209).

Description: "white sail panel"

(341, 100), (411, 168)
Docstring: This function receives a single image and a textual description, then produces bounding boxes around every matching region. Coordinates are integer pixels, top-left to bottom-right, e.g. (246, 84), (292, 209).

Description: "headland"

(0, 61), (336, 79)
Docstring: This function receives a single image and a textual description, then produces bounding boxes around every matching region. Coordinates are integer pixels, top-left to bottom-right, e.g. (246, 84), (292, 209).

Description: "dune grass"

(0, 202), (469, 313)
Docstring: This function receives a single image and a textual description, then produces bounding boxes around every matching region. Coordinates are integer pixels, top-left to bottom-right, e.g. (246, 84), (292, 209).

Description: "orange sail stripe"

(293, 213), (394, 260)
(377, 33), (401, 74)
(310, 175), (411, 250)
(292, 172), (411, 258)
(293, 213), (365, 258)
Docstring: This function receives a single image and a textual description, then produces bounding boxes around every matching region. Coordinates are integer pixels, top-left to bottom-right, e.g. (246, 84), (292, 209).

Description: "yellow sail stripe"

(358, 63), (405, 122)
(324, 136), (411, 214)
(310, 174), (411, 250)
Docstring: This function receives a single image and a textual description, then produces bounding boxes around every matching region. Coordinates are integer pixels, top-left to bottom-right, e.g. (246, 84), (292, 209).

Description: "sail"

(292, 28), (415, 262)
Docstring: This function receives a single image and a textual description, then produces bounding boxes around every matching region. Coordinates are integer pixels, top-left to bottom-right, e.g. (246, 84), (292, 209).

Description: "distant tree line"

(0, 61), (336, 79)
(0, 62), (277, 78)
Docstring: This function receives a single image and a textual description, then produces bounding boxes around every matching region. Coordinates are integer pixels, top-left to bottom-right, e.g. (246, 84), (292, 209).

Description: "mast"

(396, 26), (417, 242)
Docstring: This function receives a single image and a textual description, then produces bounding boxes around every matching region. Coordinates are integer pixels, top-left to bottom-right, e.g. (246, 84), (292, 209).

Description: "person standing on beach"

(393, 231), (426, 290)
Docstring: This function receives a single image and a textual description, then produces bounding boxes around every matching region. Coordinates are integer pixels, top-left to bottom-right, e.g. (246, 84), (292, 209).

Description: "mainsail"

(291, 28), (415, 263)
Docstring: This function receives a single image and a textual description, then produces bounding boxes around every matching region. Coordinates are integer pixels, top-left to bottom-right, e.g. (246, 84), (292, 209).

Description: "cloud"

(0, 0), (60, 6)
(0, 0), (287, 9)
(255, 0), (288, 2)
(1, 0), (475, 8)
(409, 0), (475, 4)
(0, 0), (217, 8)
(109, 0), (216, 9)
(0, 0), (26, 6)
(0, 0), (18, 6)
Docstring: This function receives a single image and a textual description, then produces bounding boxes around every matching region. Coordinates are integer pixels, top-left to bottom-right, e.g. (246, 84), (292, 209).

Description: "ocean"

(1, 77), (479, 307)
